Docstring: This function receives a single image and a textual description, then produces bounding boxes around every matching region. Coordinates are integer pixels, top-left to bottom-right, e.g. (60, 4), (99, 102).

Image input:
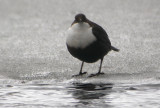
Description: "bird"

(66, 13), (119, 77)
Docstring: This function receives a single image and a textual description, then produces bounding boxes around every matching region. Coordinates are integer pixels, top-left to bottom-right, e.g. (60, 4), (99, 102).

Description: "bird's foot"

(72, 72), (87, 77)
(88, 72), (104, 78)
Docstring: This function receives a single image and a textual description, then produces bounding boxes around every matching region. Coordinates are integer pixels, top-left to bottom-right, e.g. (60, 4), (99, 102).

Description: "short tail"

(111, 46), (119, 52)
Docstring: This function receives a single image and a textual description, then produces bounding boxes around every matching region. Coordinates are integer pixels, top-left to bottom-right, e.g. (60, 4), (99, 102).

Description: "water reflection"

(68, 83), (113, 106)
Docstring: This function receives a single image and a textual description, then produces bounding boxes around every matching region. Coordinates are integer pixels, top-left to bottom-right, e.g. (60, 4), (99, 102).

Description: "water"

(0, 0), (160, 108)
(1, 79), (160, 108)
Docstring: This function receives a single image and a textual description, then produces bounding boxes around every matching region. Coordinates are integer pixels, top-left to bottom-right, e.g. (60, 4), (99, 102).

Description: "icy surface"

(0, 0), (160, 108)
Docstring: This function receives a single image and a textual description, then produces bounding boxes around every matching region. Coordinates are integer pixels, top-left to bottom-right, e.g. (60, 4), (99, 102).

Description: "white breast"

(66, 23), (97, 49)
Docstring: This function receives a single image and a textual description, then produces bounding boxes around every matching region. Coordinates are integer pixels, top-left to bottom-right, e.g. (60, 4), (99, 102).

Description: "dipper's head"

(74, 13), (87, 23)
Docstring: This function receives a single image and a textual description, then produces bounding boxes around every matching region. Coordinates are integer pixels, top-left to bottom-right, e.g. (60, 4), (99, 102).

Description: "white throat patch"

(66, 23), (97, 49)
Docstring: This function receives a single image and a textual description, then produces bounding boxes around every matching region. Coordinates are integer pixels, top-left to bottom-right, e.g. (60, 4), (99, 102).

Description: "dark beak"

(79, 18), (83, 23)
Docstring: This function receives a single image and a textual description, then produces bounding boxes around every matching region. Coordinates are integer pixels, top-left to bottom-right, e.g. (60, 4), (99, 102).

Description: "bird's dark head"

(74, 13), (87, 23)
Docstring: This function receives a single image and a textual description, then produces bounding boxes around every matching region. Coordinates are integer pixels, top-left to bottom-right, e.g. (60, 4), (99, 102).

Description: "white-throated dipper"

(66, 13), (119, 77)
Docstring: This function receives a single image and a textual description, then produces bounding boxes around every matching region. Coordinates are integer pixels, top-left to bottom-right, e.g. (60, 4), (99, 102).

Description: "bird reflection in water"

(67, 83), (113, 106)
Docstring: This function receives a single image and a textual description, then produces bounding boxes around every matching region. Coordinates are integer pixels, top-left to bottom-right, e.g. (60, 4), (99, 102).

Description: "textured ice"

(0, 0), (159, 81)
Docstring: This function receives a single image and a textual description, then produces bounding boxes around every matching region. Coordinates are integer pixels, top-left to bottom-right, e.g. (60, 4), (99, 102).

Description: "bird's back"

(87, 20), (112, 51)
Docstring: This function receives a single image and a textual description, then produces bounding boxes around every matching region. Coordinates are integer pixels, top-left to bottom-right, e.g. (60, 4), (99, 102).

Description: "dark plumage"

(66, 13), (119, 77)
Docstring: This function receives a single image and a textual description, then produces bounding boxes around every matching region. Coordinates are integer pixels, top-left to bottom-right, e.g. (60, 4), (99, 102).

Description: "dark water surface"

(0, 78), (160, 108)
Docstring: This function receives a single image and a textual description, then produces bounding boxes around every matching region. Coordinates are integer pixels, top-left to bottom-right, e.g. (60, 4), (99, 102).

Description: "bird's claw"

(88, 72), (104, 77)
(72, 72), (87, 77)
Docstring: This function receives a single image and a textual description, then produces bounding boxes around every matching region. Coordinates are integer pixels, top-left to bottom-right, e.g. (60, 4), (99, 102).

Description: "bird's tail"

(111, 46), (119, 52)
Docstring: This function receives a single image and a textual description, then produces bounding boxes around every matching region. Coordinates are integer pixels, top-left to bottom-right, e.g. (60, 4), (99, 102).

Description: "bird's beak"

(79, 19), (82, 22)
(79, 18), (83, 23)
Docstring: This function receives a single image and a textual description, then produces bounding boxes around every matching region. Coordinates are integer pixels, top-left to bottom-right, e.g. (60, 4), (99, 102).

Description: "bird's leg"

(98, 58), (104, 74)
(72, 61), (87, 77)
(89, 58), (104, 77)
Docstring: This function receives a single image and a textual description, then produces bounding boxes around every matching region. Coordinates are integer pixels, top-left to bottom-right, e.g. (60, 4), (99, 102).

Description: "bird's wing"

(91, 24), (111, 48)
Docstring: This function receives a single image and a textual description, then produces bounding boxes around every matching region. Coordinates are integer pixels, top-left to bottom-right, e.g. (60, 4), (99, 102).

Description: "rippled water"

(0, 0), (160, 108)
(1, 78), (160, 108)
